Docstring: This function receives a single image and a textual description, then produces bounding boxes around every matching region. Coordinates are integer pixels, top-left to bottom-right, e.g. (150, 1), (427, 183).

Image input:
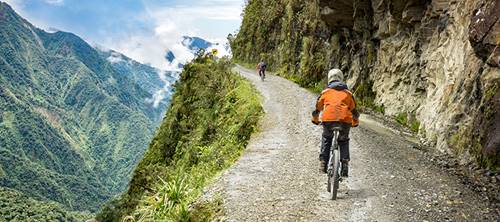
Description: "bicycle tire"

(326, 139), (335, 192)
(327, 152), (334, 192)
(331, 149), (340, 200)
(327, 130), (340, 200)
(327, 174), (331, 192)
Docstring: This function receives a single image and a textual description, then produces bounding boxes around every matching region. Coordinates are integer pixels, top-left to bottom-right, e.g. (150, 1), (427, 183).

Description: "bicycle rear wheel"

(327, 154), (333, 192)
(330, 149), (340, 200)
(326, 142), (335, 192)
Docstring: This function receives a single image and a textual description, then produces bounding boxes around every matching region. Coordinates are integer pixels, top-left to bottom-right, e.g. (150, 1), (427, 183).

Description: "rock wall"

(319, 0), (499, 169)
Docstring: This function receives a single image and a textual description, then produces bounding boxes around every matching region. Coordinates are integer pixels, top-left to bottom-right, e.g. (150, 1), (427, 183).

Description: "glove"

(312, 110), (320, 125)
(352, 118), (359, 127)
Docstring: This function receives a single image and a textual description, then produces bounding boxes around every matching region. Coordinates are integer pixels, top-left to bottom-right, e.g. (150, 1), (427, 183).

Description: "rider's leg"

(338, 123), (351, 177)
(320, 122), (334, 173)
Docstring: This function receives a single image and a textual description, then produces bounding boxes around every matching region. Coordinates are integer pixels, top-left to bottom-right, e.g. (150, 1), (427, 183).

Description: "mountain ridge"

(0, 1), (176, 215)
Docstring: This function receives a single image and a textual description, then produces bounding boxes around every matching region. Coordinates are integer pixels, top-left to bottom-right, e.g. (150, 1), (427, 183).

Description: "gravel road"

(202, 66), (498, 222)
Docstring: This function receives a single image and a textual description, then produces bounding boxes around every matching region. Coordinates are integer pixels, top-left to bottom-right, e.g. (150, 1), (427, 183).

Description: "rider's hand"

(352, 118), (359, 127)
(311, 110), (320, 125)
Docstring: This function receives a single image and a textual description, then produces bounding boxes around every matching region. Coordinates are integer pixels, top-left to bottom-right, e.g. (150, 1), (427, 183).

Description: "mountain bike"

(259, 70), (265, 81)
(326, 126), (343, 200)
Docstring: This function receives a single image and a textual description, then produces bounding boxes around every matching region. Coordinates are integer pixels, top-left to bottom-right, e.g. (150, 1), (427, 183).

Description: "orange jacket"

(315, 84), (359, 125)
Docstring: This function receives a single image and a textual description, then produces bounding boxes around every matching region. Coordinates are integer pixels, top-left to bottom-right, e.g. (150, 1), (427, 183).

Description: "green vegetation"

(0, 187), (93, 221)
(353, 80), (378, 112)
(394, 112), (420, 133)
(374, 105), (385, 114)
(231, 0), (378, 110)
(449, 83), (500, 172)
(232, 0), (328, 89)
(0, 2), (171, 213)
(395, 113), (408, 125)
(97, 56), (263, 221)
(410, 121), (420, 133)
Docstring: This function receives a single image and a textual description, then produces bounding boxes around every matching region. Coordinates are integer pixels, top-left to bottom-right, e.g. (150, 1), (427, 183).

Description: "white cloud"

(146, 70), (177, 108)
(106, 52), (124, 64)
(44, 0), (64, 6)
(105, 0), (243, 71)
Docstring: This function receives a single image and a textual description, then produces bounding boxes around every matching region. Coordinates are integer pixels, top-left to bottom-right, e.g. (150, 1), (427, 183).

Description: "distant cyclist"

(256, 61), (267, 80)
(312, 69), (359, 177)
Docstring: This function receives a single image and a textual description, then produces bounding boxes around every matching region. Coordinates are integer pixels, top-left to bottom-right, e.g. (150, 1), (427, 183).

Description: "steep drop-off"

(98, 56), (262, 221)
(0, 2), (174, 213)
(231, 0), (499, 171)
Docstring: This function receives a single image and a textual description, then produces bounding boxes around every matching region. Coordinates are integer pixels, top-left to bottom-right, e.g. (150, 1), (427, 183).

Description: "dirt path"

(203, 66), (497, 222)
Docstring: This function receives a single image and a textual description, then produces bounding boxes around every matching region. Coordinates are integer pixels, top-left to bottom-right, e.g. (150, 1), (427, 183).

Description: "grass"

(410, 120), (420, 133)
(395, 112), (420, 133)
(395, 112), (408, 125)
(374, 105), (385, 114)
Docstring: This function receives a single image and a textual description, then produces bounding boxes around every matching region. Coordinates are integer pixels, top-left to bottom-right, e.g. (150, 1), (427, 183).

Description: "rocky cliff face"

(232, 0), (499, 171)
(319, 0), (499, 170)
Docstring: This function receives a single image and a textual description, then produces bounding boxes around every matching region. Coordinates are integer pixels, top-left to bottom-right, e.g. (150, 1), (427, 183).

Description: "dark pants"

(259, 69), (266, 78)
(320, 122), (350, 162)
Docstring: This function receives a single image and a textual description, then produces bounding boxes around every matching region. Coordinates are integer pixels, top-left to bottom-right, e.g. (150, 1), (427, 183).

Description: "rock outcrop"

(469, 0), (499, 67)
(318, 0), (499, 169)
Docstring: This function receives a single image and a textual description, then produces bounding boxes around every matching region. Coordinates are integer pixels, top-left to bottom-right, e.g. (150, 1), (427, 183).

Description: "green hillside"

(0, 2), (173, 213)
(98, 55), (262, 221)
(231, 0), (331, 90)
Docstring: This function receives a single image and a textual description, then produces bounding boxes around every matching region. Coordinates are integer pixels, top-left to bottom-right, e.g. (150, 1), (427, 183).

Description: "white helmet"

(328, 69), (343, 84)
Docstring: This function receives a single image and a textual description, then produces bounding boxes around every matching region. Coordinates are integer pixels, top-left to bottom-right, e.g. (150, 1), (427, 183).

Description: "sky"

(3, 0), (244, 70)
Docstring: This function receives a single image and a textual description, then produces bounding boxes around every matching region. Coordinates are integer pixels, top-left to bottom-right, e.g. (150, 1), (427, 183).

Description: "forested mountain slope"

(0, 2), (175, 213)
(97, 49), (177, 117)
(231, 0), (499, 171)
(0, 187), (92, 221)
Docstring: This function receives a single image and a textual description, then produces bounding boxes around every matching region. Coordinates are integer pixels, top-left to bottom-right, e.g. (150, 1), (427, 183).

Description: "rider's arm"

(344, 91), (358, 119)
(315, 93), (325, 112)
(311, 94), (324, 125)
(350, 97), (360, 120)
(348, 94), (360, 127)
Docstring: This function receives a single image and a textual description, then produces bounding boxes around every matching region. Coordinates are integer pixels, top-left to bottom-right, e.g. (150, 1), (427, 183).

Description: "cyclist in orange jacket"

(312, 69), (359, 176)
